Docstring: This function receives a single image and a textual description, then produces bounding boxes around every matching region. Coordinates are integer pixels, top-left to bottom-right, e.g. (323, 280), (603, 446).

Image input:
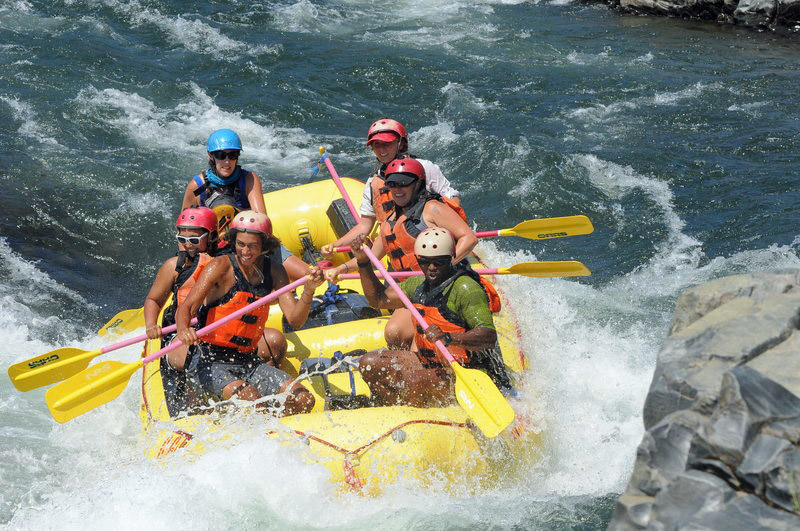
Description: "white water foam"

(72, 0), (279, 58)
(74, 84), (316, 177)
(0, 96), (64, 148)
(567, 82), (723, 123)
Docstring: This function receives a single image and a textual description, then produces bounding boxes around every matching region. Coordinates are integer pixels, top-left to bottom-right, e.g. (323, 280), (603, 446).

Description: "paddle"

(45, 277), (308, 424)
(8, 318), (199, 392)
(331, 215), (594, 253)
(97, 307), (146, 336)
(338, 260), (590, 280)
(323, 153), (515, 438)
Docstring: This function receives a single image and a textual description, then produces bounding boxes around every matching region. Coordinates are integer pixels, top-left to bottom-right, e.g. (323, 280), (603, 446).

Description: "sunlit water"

(1, 0), (799, 528)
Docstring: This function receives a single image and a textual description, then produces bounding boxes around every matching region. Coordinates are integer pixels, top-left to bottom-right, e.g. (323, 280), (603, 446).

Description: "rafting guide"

(175, 210), (322, 415)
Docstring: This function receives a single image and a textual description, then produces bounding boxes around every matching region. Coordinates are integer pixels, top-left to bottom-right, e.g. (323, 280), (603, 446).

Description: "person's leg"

(221, 379), (260, 401)
(359, 349), (451, 406)
(247, 363), (315, 415)
(257, 327), (287, 367)
(166, 343), (190, 371)
(384, 308), (415, 349)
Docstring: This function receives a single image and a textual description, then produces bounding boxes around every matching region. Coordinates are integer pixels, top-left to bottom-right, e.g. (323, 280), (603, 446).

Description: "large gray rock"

(610, 271), (800, 530)
(734, 0), (777, 25)
(587, 0), (800, 28)
(643, 280), (800, 429)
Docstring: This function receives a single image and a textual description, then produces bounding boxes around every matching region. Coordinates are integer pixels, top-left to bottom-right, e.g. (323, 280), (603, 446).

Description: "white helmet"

(414, 227), (455, 257)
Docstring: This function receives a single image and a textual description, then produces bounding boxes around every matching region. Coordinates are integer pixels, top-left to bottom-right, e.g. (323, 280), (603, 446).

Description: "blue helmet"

(207, 129), (242, 152)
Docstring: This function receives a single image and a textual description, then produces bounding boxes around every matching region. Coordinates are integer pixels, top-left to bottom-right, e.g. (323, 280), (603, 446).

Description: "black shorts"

(186, 343), (290, 398)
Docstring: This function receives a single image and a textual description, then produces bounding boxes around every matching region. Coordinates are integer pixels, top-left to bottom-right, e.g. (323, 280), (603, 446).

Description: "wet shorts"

(186, 343), (290, 398)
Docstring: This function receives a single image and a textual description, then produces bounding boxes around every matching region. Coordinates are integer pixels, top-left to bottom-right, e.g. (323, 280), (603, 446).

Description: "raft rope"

(286, 419), (469, 491)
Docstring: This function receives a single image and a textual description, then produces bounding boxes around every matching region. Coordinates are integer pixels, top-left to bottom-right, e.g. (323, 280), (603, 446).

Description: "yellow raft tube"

(140, 178), (542, 495)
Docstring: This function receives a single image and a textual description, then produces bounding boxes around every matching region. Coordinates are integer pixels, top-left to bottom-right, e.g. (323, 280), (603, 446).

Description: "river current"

(1, 0), (799, 529)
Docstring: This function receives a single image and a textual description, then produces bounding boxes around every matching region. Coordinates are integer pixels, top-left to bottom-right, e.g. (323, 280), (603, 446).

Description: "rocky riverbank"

(609, 271), (800, 529)
(588, 0), (800, 32)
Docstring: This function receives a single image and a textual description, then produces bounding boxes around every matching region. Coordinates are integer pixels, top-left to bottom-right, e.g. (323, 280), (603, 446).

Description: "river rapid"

(1, 0), (799, 529)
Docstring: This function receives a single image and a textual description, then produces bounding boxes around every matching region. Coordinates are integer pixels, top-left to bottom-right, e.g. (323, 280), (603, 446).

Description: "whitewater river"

(1, 0), (799, 528)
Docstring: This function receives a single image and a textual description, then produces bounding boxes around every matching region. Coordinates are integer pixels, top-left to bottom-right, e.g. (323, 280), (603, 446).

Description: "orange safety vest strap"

(202, 291), (271, 352)
(370, 175), (395, 223)
(413, 304), (470, 366)
(176, 253), (213, 307)
(198, 254), (273, 353)
(479, 276), (502, 313)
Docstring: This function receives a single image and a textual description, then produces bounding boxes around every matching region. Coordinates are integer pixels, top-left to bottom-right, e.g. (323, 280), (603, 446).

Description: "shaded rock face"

(610, 271), (800, 530)
(589, 0), (800, 30)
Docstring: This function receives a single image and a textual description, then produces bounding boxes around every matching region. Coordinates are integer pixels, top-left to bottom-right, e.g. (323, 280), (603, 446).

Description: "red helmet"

(176, 206), (218, 233)
(230, 210), (273, 237)
(366, 118), (407, 146)
(384, 158), (425, 186)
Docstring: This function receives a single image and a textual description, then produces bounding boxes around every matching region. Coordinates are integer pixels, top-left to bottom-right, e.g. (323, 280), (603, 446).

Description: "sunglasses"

(211, 150), (240, 160)
(176, 232), (209, 245)
(416, 255), (451, 267)
(386, 179), (417, 188)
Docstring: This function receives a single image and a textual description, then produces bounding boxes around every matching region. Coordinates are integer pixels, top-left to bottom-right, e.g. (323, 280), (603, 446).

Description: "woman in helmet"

(325, 157), (477, 280)
(321, 118), (461, 255)
(175, 211), (323, 414)
(181, 128), (311, 280)
(144, 206), (219, 371)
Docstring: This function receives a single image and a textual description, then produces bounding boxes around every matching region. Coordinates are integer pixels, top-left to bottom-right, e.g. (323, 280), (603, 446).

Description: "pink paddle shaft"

(335, 234), (497, 253)
(338, 268), (498, 280)
(323, 154), (456, 365)
(142, 277), (308, 364)
(99, 318), (197, 354)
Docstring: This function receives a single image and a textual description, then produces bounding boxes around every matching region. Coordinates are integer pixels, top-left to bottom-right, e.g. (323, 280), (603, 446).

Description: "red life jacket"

(379, 192), (468, 272)
(411, 267), (500, 367)
(161, 252), (213, 328)
(197, 254), (273, 353)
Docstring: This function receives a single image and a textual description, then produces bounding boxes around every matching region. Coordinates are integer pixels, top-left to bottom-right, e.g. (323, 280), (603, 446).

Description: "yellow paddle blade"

(97, 307), (145, 336)
(502, 215), (594, 240)
(46, 360), (142, 423)
(8, 347), (102, 392)
(451, 362), (515, 439)
(500, 260), (591, 278)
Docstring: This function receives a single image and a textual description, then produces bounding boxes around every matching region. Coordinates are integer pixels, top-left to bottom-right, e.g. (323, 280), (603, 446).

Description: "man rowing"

(175, 210), (323, 415)
(348, 228), (504, 407)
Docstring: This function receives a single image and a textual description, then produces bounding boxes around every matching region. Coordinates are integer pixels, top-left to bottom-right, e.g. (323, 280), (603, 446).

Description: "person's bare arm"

(424, 201), (477, 264)
(143, 257), (178, 339)
(350, 236), (403, 310)
(246, 172), (268, 214)
(181, 179), (201, 210)
(276, 265), (325, 329)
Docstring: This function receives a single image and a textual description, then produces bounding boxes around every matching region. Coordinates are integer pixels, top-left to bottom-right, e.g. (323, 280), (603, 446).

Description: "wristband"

(356, 260), (371, 268)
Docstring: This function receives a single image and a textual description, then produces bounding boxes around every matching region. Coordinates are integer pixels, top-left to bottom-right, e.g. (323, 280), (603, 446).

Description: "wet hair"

(225, 228), (280, 256)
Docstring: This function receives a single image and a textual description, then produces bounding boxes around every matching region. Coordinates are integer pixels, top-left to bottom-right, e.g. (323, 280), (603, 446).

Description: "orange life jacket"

(161, 252), (213, 328)
(197, 254), (273, 353)
(369, 174), (395, 223)
(380, 192), (468, 272)
(411, 267), (500, 367)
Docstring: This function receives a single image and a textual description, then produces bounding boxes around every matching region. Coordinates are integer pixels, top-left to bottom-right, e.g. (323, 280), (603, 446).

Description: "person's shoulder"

(402, 275), (425, 293)
(158, 255), (179, 274)
(416, 158), (441, 172)
(451, 273), (484, 293)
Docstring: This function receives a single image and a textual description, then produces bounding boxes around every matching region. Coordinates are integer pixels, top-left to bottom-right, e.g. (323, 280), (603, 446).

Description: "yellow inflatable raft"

(140, 178), (542, 495)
